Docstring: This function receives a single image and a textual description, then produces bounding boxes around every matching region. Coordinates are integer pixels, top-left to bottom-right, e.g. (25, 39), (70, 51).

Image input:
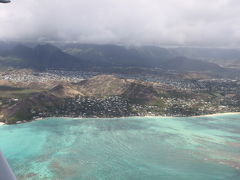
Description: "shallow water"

(0, 115), (240, 180)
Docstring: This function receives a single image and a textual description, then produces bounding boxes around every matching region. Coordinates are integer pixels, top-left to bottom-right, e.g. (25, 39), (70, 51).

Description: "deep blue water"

(0, 115), (240, 180)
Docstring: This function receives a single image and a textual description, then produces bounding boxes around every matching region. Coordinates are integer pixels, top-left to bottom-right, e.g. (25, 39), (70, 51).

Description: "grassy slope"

(0, 86), (46, 98)
(0, 75), (230, 124)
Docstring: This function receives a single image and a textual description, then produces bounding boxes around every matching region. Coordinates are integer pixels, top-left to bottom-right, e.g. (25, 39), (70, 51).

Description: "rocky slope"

(0, 75), (234, 124)
(0, 75), (184, 123)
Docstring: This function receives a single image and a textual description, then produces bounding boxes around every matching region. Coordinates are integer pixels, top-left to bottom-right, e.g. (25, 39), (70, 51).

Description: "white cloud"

(0, 0), (240, 47)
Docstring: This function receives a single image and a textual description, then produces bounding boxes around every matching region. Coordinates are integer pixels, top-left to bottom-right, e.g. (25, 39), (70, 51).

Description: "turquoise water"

(0, 115), (240, 180)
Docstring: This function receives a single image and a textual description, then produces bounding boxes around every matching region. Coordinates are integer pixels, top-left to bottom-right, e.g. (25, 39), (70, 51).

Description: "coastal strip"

(192, 112), (240, 118)
(1, 112), (240, 125)
(34, 112), (240, 121)
(0, 122), (5, 126)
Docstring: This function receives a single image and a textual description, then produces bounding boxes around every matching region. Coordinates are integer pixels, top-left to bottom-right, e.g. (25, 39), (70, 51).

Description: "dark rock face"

(123, 82), (158, 103)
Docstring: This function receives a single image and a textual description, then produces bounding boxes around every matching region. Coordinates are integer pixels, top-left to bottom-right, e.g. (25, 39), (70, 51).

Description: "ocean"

(0, 115), (240, 180)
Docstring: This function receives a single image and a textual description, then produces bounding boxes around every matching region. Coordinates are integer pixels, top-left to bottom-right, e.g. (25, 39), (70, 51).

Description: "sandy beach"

(44, 112), (240, 120)
(193, 112), (240, 118)
(0, 112), (240, 126)
(0, 122), (5, 126)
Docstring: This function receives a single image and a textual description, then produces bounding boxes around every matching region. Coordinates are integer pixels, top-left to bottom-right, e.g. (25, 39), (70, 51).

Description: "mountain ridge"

(0, 43), (224, 72)
(0, 75), (198, 124)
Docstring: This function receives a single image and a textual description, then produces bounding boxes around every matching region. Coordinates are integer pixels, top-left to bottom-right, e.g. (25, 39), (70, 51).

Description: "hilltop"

(0, 75), (180, 123)
(1, 74), (238, 124)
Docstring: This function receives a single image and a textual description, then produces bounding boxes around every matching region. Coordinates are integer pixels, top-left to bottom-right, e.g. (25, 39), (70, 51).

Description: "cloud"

(0, 0), (240, 47)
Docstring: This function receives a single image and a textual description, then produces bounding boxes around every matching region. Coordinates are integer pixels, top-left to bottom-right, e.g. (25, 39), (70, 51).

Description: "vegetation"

(0, 75), (239, 124)
(0, 86), (45, 98)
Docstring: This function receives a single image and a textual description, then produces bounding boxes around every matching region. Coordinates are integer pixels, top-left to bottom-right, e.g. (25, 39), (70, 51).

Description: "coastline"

(0, 122), (5, 126)
(34, 112), (240, 120)
(129, 112), (240, 119)
(192, 112), (240, 118)
(2, 112), (240, 125)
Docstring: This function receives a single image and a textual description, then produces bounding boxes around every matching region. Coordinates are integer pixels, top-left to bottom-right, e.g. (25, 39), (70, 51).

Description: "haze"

(0, 0), (240, 47)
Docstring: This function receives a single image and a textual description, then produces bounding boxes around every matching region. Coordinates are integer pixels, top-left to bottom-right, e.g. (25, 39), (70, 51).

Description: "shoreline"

(33, 112), (240, 120)
(0, 122), (6, 126)
(191, 112), (240, 118)
(2, 112), (240, 125)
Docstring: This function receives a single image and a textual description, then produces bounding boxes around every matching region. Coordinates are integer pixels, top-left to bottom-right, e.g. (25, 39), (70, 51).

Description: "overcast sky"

(0, 0), (240, 47)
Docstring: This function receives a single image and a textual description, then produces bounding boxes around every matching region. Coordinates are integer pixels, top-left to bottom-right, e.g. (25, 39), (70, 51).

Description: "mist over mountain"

(1, 0), (240, 72)
(1, 0), (240, 47)
(1, 42), (240, 79)
(0, 44), (87, 70)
